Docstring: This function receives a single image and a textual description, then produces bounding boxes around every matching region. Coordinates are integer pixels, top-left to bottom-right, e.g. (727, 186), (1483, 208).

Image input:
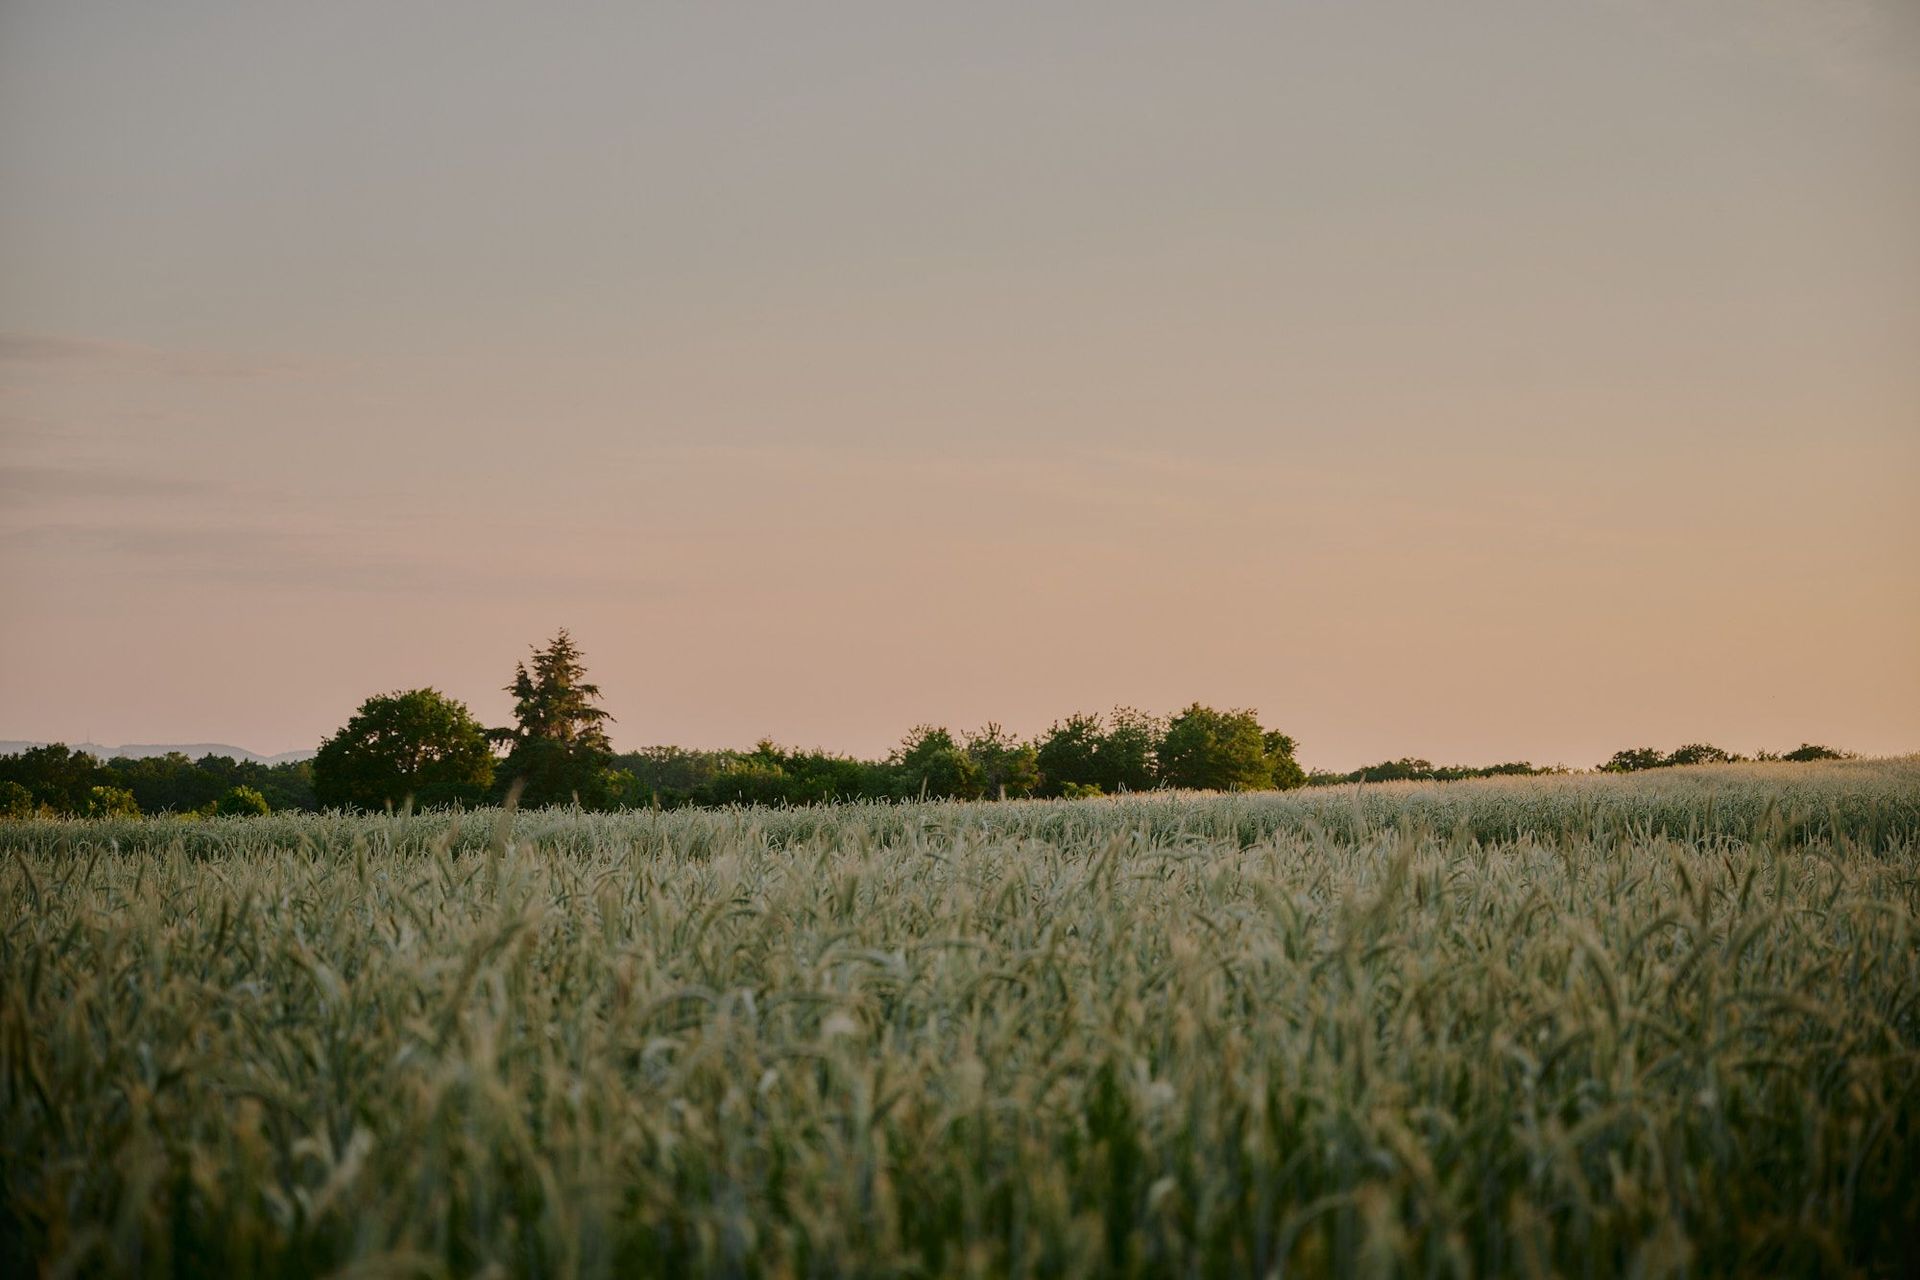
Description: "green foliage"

(0, 744), (101, 813)
(1262, 729), (1305, 790)
(82, 785), (139, 818)
(313, 688), (495, 811)
(1602, 747), (1666, 773)
(892, 725), (982, 800)
(1359, 756), (1437, 782)
(0, 722), (1864, 819)
(964, 723), (1041, 799)
(1033, 709), (1163, 796)
(1155, 703), (1275, 791)
(4, 762), (1918, 1275)
(107, 751), (316, 814)
(1034, 713), (1103, 796)
(1096, 707), (1162, 794)
(1667, 741), (1740, 766)
(494, 630), (616, 807)
(608, 744), (890, 809)
(1310, 757), (1552, 786)
(611, 745), (729, 807)
(214, 785), (271, 817)
(705, 741), (795, 807)
(0, 780), (31, 819)
(1602, 743), (1755, 773)
(0, 749), (315, 816)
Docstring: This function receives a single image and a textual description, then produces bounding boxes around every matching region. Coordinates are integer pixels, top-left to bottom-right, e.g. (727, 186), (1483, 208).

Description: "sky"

(2, 0), (1917, 771)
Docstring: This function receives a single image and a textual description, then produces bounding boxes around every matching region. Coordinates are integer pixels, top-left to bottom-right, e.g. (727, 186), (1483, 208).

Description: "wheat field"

(4, 759), (1917, 1277)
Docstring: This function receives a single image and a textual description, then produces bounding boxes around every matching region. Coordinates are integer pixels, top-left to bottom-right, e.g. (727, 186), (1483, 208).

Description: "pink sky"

(2, 1), (1916, 770)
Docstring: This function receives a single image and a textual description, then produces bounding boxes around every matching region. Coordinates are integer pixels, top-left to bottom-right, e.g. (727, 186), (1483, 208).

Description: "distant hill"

(0, 740), (314, 765)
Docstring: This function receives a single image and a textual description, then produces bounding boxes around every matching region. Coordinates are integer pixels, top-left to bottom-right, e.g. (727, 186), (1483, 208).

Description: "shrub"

(215, 785), (271, 817)
(0, 780), (33, 819)
(83, 785), (139, 818)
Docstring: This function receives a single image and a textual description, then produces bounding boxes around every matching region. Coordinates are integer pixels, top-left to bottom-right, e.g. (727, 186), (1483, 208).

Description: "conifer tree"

(494, 630), (616, 806)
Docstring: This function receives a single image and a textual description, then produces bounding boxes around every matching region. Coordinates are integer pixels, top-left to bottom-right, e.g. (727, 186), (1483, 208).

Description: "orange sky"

(2, 1), (1916, 769)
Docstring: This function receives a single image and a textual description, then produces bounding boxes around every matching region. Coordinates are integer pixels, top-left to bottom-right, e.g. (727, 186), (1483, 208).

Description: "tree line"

(0, 630), (1855, 817)
(1598, 742), (1847, 772)
(0, 747), (308, 820)
(305, 632), (1309, 811)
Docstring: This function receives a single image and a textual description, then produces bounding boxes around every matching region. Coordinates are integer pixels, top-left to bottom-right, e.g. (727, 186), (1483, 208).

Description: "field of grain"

(4, 759), (1918, 1277)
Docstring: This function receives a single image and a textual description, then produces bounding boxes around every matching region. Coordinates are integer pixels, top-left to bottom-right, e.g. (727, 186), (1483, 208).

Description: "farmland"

(3, 759), (1918, 1276)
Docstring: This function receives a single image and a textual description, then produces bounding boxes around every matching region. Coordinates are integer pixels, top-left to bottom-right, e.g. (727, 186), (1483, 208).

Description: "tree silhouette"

(494, 630), (617, 807)
(891, 726), (981, 800)
(1156, 705), (1276, 791)
(313, 688), (495, 810)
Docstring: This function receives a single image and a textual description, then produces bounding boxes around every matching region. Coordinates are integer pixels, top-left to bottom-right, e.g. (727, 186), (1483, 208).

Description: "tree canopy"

(891, 726), (982, 800)
(493, 630), (617, 807)
(964, 724), (1042, 800)
(312, 688), (494, 811)
(1156, 704), (1297, 792)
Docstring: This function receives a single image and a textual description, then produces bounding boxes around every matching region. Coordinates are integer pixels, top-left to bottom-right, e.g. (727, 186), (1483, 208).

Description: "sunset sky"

(2, 1), (1916, 770)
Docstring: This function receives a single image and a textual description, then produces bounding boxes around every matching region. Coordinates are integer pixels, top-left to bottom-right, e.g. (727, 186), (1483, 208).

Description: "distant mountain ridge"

(0, 740), (314, 765)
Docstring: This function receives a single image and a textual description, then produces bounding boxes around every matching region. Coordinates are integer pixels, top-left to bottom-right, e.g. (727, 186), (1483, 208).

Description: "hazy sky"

(3, 1), (1917, 769)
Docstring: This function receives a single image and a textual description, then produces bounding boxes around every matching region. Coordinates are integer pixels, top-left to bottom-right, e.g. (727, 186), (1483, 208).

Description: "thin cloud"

(0, 462), (219, 502)
(0, 330), (324, 380)
(0, 518), (688, 599)
(0, 333), (133, 363)
(1611, 0), (1920, 113)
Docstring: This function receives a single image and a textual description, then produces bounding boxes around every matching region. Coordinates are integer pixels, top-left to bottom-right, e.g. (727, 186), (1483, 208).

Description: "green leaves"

(312, 689), (494, 812)
(494, 631), (617, 808)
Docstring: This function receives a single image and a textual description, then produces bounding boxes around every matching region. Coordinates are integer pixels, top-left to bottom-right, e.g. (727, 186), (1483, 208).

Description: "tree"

(494, 630), (617, 807)
(1666, 743), (1738, 767)
(1353, 757), (1435, 783)
(1035, 713), (1104, 797)
(611, 745), (734, 809)
(1263, 729), (1306, 790)
(708, 741), (795, 807)
(1783, 743), (1847, 762)
(109, 751), (218, 814)
(1098, 707), (1163, 793)
(892, 726), (982, 800)
(215, 785), (271, 817)
(1601, 748), (1665, 774)
(313, 688), (495, 811)
(85, 785), (139, 818)
(1156, 705), (1276, 791)
(0, 780), (34, 819)
(1035, 708), (1166, 797)
(965, 723), (1041, 799)
(775, 749), (890, 805)
(0, 744), (102, 814)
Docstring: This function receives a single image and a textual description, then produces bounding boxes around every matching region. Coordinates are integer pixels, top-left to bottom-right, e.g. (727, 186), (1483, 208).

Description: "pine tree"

(494, 630), (616, 806)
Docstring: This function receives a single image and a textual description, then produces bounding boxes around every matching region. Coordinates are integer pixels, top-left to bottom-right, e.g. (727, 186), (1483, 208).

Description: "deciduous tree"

(313, 688), (494, 811)
(1156, 705), (1275, 791)
(892, 726), (982, 800)
(965, 723), (1041, 799)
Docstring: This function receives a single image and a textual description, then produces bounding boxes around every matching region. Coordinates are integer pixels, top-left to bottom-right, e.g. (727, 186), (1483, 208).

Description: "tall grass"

(4, 758), (1917, 1276)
